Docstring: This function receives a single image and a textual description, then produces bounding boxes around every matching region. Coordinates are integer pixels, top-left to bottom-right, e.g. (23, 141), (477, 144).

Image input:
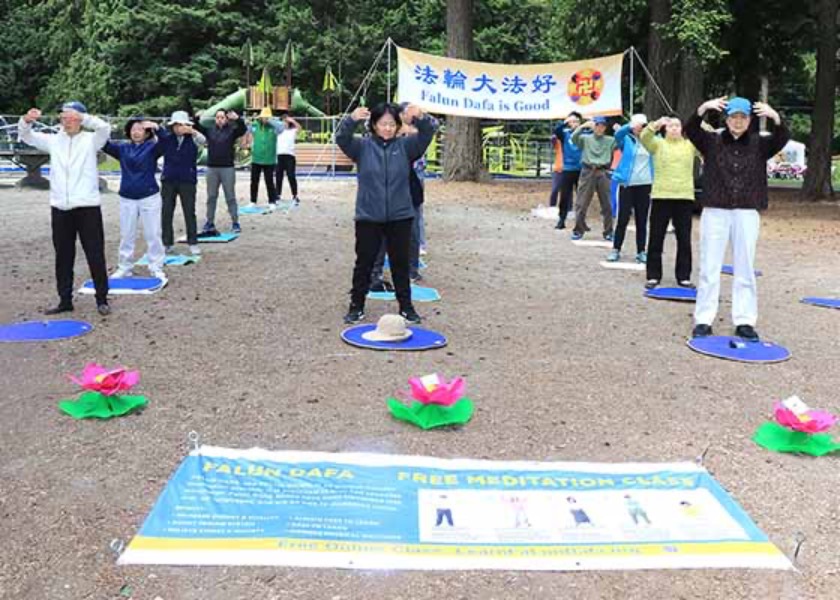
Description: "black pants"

(613, 184), (651, 252)
(275, 154), (298, 198)
(161, 180), (197, 246)
(558, 170), (579, 224)
(51, 206), (108, 305)
(351, 219), (414, 310)
(646, 199), (693, 282)
(250, 164), (277, 204)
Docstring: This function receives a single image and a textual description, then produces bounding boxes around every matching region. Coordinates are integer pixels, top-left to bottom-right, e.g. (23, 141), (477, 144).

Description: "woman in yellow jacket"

(639, 117), (698, 289)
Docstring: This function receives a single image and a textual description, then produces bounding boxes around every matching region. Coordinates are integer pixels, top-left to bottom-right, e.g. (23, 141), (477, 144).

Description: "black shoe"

(343, 305), (365, 324)
(734, 325), (759, 342)
(370, 281), (387, 293)
(692, 324), (713, 338)
(645, 279), (660, 290)
(44, 303), (73, 315)
(198, 229), (219, 238)
(410, 272), (423, 283)
(400, 307), (422, 324)
(555, 220), (566, 230)
(97, 303), (111, 316)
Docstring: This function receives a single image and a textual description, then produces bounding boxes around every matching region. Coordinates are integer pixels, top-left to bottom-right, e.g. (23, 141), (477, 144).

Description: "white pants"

(694, 207), (760, 327)
(119, 193), (165, 273)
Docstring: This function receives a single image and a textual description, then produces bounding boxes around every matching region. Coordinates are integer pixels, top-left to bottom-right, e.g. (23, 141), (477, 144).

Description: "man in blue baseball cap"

(18, 101), (113, 316)
(686, 96), (790, 342)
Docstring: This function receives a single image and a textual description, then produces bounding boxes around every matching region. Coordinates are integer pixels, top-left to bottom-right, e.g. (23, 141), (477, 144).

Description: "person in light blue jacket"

(608, 114), (653, 264)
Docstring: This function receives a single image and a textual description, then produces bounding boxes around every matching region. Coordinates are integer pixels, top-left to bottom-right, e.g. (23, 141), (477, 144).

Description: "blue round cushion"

(341, 325), (447, 351)
(0, 320), (93, 342)
(687, 336), (791, 363)
(645, 287), (697, 302)
(801, 297), (840, 310)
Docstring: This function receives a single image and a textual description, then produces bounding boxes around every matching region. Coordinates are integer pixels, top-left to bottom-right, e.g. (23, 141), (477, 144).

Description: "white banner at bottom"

(120, 447), (792, 571)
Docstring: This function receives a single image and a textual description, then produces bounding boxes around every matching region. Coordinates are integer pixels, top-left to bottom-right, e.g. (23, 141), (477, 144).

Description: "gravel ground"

(0, 174), (839, 600)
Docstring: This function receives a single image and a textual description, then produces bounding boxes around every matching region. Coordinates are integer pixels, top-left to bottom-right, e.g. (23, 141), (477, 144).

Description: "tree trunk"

(643, 0), (677, 118)
(675, 52), (704, 122)
(443, 0), (483, 181)
(801, 0), (838, 200)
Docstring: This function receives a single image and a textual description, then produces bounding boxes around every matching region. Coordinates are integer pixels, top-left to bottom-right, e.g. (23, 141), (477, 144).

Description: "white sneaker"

(419, 247), (428, 256)
(267, 203), (277, 213)
(164, 245), (175, 254)
(111, 268), (133, 279)
(189, 245), (202, 256)
(151, 270), (167, 281)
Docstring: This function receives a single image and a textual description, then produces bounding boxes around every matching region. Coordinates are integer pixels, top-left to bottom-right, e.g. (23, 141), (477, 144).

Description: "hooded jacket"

(104, 136), (163, 200)
(17, 114), (111, 210)
(336, 115), (437, 223)
(612, 124), (654, 185)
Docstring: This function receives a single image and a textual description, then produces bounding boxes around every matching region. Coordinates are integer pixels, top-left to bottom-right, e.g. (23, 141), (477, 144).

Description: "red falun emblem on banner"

(567, 69), (604, 105)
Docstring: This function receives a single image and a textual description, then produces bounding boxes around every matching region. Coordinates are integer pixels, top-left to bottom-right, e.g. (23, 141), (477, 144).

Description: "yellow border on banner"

(128, 536), (784, 558)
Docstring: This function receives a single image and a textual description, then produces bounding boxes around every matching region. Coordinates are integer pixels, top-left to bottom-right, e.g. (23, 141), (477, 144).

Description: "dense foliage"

(0, 0), (830, 129)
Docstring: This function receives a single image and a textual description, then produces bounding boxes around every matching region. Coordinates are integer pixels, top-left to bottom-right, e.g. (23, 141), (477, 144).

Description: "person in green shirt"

(570, 116), (616, 240)
(639, 116), (698, 289)
(247, 107), (285, 211)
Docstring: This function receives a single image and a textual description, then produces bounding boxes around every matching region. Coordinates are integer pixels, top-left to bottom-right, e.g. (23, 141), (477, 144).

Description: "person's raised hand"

(698, 97), (727, 116)
(24, 108), (42, 123)
(582, 120), (595, 129)
(227, 111), (239, 120)
(351, 107), (370, 122)
(401, 104), (422, 124)
(612, 123), (621, 132)
(753, 102), (780, 124)
(654, 117), (669, 130)
(142, 120), (159, 131)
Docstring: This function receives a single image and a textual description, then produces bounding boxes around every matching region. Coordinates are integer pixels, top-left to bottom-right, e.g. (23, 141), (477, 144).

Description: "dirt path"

(0, 176), (838, 599)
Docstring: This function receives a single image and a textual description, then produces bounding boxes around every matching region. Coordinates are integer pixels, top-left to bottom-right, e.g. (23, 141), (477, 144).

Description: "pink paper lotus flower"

(773, 402), (837, 434)
(408, 375), (465, 407)
(69, 363), (140, 396)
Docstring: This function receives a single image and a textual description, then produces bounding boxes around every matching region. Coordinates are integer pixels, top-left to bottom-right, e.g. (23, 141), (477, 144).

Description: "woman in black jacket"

(336, 103), (437, 325)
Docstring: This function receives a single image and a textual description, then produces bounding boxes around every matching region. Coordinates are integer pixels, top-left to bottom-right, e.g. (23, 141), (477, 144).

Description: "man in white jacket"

(18, 102), (112, 315)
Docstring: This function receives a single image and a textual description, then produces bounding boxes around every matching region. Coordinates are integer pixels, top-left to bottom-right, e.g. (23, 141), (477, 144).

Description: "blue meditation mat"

(135, 254), (200, 266)
(383, 256), (428, 271)
(239, 204), (270, 215)
(0, 319), (93, 343)
(367, 285), (441, 303)
(182, 232), (239, 243)
(79, 277), (165, 295)
(801, 297), (840, 310)
(722, 265), (762, 276)
(687, 336), (791, 363)
(644, 286), (697, 302)
(341, 325), (447, 351)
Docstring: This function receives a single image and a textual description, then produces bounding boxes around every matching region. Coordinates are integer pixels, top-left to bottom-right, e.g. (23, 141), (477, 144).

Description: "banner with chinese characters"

(118, 446), (791, 571)
(397, 46), (624, 120)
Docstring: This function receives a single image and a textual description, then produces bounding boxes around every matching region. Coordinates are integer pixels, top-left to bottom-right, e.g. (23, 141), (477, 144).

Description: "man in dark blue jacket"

(194, 110), (247, 234)
(159, 111), (206, 254)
